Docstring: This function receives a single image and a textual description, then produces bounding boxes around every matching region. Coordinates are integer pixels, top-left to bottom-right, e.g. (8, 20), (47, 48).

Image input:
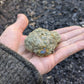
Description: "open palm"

(0, 14), (84, 75)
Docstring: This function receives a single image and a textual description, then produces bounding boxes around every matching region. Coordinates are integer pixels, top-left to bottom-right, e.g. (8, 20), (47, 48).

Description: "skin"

(0, 14), (84, 75)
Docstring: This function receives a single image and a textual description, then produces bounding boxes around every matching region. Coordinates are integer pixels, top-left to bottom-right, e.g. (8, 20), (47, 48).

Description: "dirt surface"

(0, 0), (84, 84)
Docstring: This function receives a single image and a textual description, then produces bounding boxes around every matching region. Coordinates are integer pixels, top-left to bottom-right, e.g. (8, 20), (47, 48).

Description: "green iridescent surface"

(24, 28), (61, 57)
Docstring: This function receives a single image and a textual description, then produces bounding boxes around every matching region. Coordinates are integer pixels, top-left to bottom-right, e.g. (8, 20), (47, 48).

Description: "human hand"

(0, 14), (84, 75)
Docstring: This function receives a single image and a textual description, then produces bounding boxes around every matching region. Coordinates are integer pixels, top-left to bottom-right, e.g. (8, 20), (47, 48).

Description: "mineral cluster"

(25, 28), (60, 57)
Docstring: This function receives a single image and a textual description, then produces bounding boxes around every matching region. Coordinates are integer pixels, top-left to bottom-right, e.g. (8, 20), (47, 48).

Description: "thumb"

(7, 14), (29, 33)
(0, 14), (28, 50)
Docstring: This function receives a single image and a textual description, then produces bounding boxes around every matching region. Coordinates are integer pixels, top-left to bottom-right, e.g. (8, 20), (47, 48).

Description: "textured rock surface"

(25, 28), (60, 57)
(0, 0), (84, 84)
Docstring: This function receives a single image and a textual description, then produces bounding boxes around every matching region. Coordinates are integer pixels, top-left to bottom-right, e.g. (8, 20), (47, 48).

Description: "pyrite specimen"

(24, 28), (61, 57)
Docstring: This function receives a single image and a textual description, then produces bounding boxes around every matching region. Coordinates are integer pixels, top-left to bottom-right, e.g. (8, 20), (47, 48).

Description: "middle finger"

(60, 28), (84, 42)
(57, 33), (84, 49)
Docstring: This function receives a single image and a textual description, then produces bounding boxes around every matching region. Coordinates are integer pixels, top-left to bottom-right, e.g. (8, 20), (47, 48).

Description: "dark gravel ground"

(0, 0), (84, 84)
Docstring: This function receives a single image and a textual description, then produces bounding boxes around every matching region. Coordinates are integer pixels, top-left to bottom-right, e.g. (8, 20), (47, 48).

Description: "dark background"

(0, 0), (84, 84)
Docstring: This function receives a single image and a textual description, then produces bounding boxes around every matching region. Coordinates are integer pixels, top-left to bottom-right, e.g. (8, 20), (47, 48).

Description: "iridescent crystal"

(24, 28), (60, 57)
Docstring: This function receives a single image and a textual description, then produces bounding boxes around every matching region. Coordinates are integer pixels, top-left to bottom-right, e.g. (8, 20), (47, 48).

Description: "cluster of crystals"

(25, 28), (60, 57)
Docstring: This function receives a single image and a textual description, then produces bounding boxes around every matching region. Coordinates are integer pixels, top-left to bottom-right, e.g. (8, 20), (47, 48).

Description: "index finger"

(55, 26), (82, 34)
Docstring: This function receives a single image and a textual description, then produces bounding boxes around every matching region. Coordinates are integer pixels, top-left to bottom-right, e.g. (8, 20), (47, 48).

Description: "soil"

(0, 0), (84, 84)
